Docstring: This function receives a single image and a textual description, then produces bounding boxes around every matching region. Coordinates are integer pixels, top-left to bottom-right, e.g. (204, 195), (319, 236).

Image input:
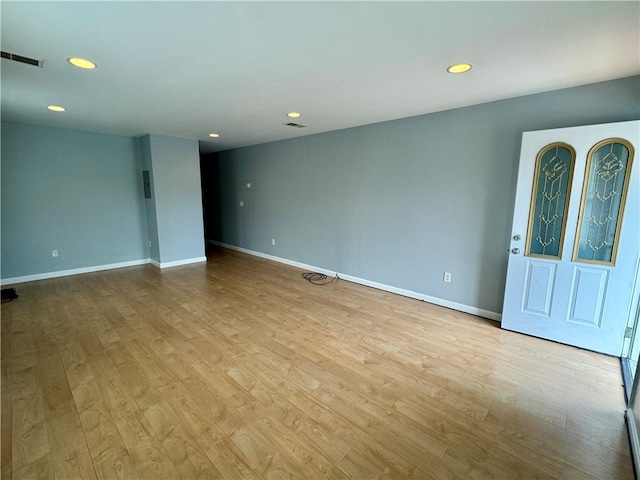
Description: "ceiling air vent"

(284, 122), (307, 128)
(1, 51), (43, 67)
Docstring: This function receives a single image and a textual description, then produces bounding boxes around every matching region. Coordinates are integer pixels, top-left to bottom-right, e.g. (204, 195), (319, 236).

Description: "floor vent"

(1, 51), (43, 67)
(284, 122), (307, 128)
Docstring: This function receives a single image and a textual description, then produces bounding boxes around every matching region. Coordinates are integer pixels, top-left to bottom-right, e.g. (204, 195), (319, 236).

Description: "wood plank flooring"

(1, 247), (634, 479)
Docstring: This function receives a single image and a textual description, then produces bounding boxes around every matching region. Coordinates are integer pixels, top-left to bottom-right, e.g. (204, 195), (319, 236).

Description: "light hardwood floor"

(1, 247), (634, 479)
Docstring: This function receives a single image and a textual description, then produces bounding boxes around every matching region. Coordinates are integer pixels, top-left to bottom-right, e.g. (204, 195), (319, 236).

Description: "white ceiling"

(2, 1), (639, 154)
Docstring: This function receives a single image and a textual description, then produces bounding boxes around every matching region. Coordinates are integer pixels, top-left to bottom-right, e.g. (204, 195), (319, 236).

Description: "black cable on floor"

(1, 288), (18, 303)
(302, 272), (338, 285)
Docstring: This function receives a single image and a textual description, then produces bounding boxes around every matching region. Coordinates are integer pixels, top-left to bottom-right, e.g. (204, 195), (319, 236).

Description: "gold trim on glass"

(525, 142), (576, 260)
(572, 138), (635, 266)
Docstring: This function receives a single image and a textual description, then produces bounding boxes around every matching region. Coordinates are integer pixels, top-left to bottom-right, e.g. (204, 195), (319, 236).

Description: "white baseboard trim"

(339, 272), (502, 322)
(1, 258), (150, 286)
(209, 240), (501, 322)
(626, 409), (640, 477)
(151, 256), (207, 269)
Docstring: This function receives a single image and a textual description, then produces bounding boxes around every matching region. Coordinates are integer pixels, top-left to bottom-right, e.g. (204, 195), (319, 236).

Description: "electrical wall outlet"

(52, 249), (59, 258)
(245, 182), (251, 189)
(239, 200), (244, 207)
(272, 239), (276, 246)
(443, 272), (451, 283)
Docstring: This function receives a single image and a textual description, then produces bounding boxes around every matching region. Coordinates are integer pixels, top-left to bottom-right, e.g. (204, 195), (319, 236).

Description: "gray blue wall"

(1, 124), (206, 281)
(1, 122), (149, 278)
(142, 134), (205, 265)
(140, 135), (161, 263)
(208, 76), (640, 315)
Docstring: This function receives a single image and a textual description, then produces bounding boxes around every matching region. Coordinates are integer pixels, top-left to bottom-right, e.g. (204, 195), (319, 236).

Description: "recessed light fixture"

(287, 112), (301, 118)
(67, 57), (97, 69)
(47, 105), (66, 112)
(209, 133), (220, 138)
(447, 63), (472, 74)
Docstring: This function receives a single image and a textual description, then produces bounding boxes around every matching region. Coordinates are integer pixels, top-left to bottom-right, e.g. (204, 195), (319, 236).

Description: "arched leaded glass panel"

(573, 138), (634, 265)
(525, 143), (575, 259)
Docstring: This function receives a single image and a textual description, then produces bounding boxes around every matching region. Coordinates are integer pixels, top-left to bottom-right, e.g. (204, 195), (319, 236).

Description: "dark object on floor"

(302, 272), (338, 285)
(1, 288), (18, 303)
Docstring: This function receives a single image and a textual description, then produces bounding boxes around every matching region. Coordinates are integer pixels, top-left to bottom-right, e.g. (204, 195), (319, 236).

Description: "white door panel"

(521, 260), (556, 317)
(502, 120), (639, 356)
(566, 266), (608, 327)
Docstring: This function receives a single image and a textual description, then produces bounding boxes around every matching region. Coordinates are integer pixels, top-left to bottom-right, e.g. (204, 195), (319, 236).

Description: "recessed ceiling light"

(209, 133), (220, 138)
(47, 105), (66, 112)
(447, 63), (472, 74)
(287, 112), (301, 118)
(67, 57), (97, 69)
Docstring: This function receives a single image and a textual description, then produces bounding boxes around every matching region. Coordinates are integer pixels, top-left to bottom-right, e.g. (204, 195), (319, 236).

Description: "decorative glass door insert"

(525, 143), (575, 259)
(573, 138), (635, 265)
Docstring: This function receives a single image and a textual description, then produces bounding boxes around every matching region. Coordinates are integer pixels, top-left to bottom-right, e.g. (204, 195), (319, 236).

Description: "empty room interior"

(2, 2), (640, 479)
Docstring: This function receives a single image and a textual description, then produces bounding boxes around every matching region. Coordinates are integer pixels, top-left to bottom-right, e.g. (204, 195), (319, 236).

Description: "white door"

(502, 120), (639, 356)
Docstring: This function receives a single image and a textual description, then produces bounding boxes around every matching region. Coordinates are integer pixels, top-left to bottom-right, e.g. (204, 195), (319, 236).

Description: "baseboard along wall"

(0, 259), (151, 286)
(208, 240), (502, 323)
(1, 255), (207, 286)
(2, 241), (501, 324)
